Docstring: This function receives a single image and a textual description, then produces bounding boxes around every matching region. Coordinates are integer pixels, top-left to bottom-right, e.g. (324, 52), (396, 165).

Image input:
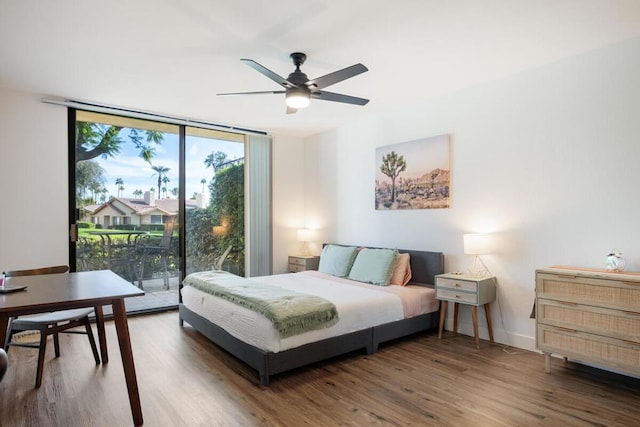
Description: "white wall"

(0, 89), (69, 270)
(271, 133), (306, 274)
(303, 37), (640, 351)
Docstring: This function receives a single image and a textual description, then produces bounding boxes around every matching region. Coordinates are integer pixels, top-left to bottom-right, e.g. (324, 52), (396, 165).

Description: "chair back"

(159, 218), (176, 249)
(214, 246), (233, 271)
(4, 265), (69, 277)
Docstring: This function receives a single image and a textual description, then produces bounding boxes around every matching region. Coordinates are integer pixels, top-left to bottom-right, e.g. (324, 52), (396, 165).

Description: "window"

(69, 108), (272, 313)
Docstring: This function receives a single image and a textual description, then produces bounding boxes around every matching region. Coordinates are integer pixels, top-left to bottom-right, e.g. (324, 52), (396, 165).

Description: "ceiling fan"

(218, 52), (369, 114)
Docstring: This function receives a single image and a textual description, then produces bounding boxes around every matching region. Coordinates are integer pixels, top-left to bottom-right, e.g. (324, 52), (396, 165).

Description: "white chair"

(214, 245), (233, 271)
(3, 266), (100, 388)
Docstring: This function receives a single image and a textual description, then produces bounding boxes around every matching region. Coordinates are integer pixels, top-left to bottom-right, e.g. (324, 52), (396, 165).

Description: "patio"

(101, 276), (180, 316)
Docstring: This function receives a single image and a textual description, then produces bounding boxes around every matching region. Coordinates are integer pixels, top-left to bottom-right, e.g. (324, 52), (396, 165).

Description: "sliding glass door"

(69, 110), (249, 313)
(185, 127), (245, 276)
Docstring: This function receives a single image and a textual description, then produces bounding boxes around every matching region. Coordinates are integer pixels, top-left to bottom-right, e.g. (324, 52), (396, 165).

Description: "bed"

(179, 246), (444, 386)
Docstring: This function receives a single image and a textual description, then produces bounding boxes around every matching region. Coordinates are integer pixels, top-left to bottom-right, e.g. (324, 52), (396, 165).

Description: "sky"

(375, 134), (450, 184)
(92, 128), (245, 200)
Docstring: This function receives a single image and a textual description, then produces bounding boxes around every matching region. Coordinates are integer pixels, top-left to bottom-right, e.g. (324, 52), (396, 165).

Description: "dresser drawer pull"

(558, 301), (578, 306)
(622, 310), (640, 316)
(554, 326), (578, 333)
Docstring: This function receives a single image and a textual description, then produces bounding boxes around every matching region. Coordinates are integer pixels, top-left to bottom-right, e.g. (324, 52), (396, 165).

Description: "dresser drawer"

(436, 288), (478, 304)
(537, 299), (640, 343)
(436, 277), (478, 292)
(537, 324), (640, 375)
(537, 273), (640, 311)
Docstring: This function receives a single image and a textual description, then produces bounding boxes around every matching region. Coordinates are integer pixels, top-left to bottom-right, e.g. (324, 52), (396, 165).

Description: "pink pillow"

(389, 253), (412, 286)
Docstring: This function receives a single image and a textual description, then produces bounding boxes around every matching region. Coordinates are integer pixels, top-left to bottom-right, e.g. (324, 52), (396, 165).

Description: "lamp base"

(299, 242), (310, 257)
(467, 256), (491, 278)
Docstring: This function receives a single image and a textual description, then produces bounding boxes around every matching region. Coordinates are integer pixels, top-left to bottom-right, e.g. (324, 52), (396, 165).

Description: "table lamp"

(297, 228), (314, 256)
(463, 233), (492, 277)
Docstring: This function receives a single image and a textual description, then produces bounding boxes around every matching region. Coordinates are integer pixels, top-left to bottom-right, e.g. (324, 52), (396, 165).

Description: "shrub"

(77, 221), (96, 229)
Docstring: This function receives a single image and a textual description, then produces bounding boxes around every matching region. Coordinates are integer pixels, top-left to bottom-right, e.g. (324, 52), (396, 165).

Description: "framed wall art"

(375, 134), (450, 210)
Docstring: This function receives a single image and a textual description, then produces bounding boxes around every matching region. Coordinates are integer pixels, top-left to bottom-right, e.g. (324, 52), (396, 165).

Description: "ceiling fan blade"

(217, 90), (285, 96)
(241, 59), (295, 89)
(286, 106), (298, 114)
(306, 63), (368, 90)
(311, 90), (369, 106)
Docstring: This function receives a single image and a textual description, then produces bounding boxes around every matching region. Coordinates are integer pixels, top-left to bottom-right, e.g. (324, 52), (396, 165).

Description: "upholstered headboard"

(399, 248), (444, 286)
(322, 244), (444, 287)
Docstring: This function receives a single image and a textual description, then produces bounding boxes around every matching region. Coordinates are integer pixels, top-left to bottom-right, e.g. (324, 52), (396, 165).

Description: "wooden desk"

(0, 270), (145, 425)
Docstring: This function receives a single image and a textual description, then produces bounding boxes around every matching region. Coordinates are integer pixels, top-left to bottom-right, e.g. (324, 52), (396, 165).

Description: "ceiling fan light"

(286, 89), (310, 109)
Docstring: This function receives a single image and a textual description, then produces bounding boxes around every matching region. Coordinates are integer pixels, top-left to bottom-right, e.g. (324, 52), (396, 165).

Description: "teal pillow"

(318, 245), (358, 278)
(348, 248), (398, 286)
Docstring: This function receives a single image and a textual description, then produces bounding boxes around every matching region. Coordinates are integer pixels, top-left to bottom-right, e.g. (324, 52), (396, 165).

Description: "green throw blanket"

(183, 271), (339, 338)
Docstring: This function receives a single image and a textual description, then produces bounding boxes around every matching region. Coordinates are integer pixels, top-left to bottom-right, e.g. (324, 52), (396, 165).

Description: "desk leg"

(453, 303), (459, 333)
(0, 314), (8, 349)
(94, 305), (108, 364)
(471, 306), (480, 349)
(112, 299), (143, 426)
(484, 303), (494, 343)
(438, 301), (447, 339)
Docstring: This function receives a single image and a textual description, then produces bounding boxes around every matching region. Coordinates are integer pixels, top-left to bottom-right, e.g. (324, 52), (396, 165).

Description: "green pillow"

(318, 245), (358, 278)
(348, 248), (398, 286)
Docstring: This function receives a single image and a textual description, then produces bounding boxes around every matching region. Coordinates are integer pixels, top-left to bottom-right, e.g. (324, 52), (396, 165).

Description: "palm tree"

(151, 165), (170, 196)
(133, 189), (143, 198)
(161, 176), (170, 198)
(171, 187), (178, 197)
(200, 178), (206, 193)
(204, 151), (227, 172)
(115, 177), (124, 197)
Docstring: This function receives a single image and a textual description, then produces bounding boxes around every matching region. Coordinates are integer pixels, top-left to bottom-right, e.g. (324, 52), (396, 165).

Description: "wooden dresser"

(535, 267), (640, 376)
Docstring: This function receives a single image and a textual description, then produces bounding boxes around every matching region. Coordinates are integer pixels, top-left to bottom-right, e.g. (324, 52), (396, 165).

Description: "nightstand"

(288, 255), (320, 272)
(435, 273), (496, 349)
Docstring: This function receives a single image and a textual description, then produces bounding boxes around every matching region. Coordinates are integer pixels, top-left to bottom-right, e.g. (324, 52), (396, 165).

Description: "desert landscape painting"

(375, 135), (450, 210)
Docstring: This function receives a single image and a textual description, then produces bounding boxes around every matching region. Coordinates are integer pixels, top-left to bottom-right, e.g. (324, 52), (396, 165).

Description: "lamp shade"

(297, 228), (314, 242)
(463, 233), (492, 255)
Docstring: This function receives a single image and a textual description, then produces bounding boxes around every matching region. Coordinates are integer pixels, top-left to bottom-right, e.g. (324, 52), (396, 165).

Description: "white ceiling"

(2, 0), (640, 137)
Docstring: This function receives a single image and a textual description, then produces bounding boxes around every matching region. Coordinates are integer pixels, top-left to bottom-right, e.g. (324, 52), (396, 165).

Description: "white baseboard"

(442, 318), (536, 352)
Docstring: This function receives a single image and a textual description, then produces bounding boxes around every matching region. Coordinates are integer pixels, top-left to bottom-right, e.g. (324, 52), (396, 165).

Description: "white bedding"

(181, 270), (438, 353)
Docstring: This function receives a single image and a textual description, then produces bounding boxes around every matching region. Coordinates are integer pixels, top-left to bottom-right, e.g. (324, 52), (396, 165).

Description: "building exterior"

(83, 191), (205, 227)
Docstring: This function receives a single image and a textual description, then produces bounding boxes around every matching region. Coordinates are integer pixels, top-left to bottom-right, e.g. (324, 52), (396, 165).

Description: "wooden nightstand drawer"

(289, 257), (307, 266)
(436, 277), (478, 292)
(436, 288), (478, 304)
(288, 256), (320, 272)
(289, 263), (307, 273)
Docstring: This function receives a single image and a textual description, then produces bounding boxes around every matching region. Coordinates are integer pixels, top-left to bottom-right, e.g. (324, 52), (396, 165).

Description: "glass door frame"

(67, 108), (188, 305)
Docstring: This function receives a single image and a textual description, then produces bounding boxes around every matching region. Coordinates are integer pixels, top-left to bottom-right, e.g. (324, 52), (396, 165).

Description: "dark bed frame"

(179, 247), (444, 386)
